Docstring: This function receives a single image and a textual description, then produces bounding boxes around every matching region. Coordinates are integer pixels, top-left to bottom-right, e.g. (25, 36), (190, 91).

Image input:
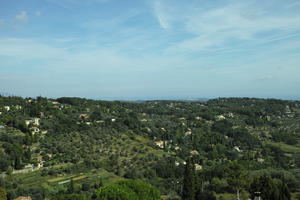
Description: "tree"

(227, 161), (247, 200)
(249, 175), (281, 200)
(182, 159), (195, 200)
(67, 179), (74, 194)
(0, 188), (7, 200)
(96, 179), (161, 200)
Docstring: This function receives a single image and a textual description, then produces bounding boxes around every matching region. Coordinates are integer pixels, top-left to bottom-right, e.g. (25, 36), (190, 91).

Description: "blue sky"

(0, 0), (300, 100)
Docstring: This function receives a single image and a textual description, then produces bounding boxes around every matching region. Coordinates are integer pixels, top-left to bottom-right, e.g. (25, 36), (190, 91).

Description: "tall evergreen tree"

(182, 158), (195, 200)
(67, 179), (74, 194)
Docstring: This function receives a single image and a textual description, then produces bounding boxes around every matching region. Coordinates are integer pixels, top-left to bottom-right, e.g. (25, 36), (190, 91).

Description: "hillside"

(0, 96), (300, 199)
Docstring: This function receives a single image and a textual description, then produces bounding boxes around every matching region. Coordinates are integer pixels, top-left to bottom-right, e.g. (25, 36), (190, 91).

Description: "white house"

(15, 105), (22, 110)
(4, 106), (10, 111)
(234, 146), (243, 152)
(154, 140), (164, 148)
(195, 164), (203, 171)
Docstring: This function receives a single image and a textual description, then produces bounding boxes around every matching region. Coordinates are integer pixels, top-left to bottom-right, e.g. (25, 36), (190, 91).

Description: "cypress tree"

(182, 158), (195, 200)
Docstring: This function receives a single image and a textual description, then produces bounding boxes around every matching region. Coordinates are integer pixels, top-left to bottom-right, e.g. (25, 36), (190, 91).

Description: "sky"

(0, 0), (300, 100)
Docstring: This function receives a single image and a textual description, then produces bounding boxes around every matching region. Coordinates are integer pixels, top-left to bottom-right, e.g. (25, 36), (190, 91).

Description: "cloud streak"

(151, 0), (300, 54)
(15, 11), (28, 22)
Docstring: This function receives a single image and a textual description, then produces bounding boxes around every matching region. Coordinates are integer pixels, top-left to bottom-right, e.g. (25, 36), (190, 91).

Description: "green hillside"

(0, 96), (300, 199)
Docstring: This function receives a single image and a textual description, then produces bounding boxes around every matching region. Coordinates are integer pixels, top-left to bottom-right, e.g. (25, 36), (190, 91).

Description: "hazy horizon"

(1, 0), (300, 99)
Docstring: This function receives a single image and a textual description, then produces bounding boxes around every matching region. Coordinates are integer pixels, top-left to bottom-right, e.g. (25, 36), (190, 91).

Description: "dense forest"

(0, 96), (300, 200)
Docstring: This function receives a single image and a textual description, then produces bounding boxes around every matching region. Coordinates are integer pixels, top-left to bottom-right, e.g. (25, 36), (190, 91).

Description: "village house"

(79, 114), (89, 119)
(190, 150), (199, 155)
(226, 112), (234, 118)
(4, 106), (10, 111)
(185, 128), (192, 136)
(174, 146), (181, 151)
(195, 164), (203, 171)
(14, 196), (32, 200)
(154, 140), (165, 148)
(15, 105), (22, 110)
(161, 127), (166, 132)
(234, 146), (243, 152)
(25, 118), (40, 126)
(111, 118), (116, 122)
(257, 158), (265, 163)
(216, 115), (226, 120)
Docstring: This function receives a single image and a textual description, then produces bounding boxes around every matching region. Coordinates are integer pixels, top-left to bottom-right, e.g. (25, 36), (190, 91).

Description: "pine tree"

(182, 158), (195, 200)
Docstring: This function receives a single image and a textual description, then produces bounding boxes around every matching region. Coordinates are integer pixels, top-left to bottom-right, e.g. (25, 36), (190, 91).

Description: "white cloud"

(15, 11), (28, 22)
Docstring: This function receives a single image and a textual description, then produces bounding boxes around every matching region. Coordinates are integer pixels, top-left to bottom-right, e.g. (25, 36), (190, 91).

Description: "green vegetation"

(96, 179), (161, 200)
(0, 96), (300, 199)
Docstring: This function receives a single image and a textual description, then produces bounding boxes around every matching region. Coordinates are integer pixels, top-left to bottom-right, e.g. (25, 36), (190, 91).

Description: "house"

(216, 115), (226, 120)
(111, 118), (116, 122)
(140, 119), (148, 122)
(25, 118), (40, 126)
(195, 164), (203, 171)
(234, 146), (242, 152)
(0, 125), (4, 129)
(4, 106), (10, 111)
(154, 140), (164, 148)
(257, 158), (265, 163)
(86, 122), (92, 125)
(190, 150), (199, 155)
(14, 197), (32, 200)
(185, 129), (192, 136)
(174, 146), (181, 151)
(175, 161), (180, 166)
(79, 114), (89, 119)
(161, 127), (166, 132)
(15, 105), (22, 110)
(226, 113), (234, 118)
(33, 118), (40, 126)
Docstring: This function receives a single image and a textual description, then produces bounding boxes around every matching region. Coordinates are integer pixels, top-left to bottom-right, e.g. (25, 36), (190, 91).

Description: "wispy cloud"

(151, 0), (300, 53)
(15, 11), (28, 22)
